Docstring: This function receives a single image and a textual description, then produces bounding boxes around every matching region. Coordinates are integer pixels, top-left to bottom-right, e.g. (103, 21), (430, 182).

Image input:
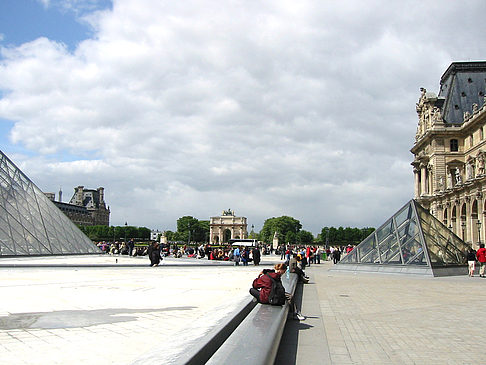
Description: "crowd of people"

(95, 240), (280, 267)
(95, 239), (361, 272)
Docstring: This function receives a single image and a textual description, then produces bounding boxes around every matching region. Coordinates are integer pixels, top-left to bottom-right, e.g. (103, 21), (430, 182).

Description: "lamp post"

(477, 220), (482, 245)
(187, 223), (191, 245)
(326, 228), (329, 249)
(124, 222), (127, 243)
(461, 221), (466, 241)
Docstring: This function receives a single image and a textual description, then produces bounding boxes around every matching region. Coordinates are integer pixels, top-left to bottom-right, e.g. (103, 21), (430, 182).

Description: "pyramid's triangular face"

(337, 200), (469, 276)
(0, 150), (99, 256)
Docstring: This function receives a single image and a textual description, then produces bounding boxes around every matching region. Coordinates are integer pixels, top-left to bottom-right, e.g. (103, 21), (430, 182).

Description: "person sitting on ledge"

(250, 263), (287, 304)
(249, 263), (305, 320)
(289, 254), (309, 283)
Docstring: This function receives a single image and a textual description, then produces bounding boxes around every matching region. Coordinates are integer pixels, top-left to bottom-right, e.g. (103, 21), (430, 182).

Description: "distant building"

(411, 61), (486, 247)
(209, 209), (247, 244)
(151, 230), (162, 241)
(45, 186), (110, 226)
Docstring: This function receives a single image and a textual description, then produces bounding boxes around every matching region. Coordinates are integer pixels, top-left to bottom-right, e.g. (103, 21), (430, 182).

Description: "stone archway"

(209, 209), (248, 244)
(223, 229), (232, 243)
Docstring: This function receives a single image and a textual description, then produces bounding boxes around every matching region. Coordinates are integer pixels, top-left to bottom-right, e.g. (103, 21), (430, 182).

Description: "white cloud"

(1, 0), (486, 233)
(36, 0), (50, 9)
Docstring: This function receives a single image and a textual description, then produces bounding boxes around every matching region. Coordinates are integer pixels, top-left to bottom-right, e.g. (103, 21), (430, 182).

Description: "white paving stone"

(0, 255), (270, 365)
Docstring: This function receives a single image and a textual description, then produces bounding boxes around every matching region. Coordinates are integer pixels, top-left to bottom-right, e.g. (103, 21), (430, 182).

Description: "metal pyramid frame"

(332, 200), (470, 276)
(0, 150), (99, 256)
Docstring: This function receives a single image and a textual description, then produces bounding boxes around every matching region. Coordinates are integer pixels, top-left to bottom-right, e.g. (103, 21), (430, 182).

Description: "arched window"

(450, 139), (459, 152)
(472, 200), (478, 220)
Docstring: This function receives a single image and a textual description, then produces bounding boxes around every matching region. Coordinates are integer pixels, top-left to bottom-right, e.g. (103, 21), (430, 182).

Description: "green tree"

(320, 226), (376, 246)
(137, 227), (151, 240)
(194, 220), (210, 242)
(297, 230), (314, 246)
(165, 230), (176, 241)
(177, 215), (199, 242)
(260, 216), (302, 244)
(285, 231), (297, 245)
(173, 219), (210, 243)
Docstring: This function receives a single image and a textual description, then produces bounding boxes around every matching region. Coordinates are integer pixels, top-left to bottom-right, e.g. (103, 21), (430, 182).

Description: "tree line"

(78, 225), (151, 241)
(79, 216), (375, 246)
(160, 215), (375, 247)
(318, 226), (375, 246)
(164, 216), (210, 243)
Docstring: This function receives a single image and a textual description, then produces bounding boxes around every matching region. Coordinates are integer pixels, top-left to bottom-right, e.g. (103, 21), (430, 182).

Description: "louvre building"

(334, 61), (483, 276)
(0, 150), (99, 256)
(411, 61), (486, 247)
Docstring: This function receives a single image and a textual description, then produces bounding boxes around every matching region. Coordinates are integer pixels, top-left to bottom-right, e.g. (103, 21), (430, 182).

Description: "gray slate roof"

(438, 61), (486, 124)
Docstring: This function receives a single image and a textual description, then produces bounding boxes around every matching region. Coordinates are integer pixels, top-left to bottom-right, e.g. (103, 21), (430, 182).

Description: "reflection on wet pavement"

(0, 307), (195, 330)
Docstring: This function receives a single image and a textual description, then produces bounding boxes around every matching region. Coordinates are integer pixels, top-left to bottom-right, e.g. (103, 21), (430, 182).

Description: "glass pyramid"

(335, 200), (470, 276)
(0, 150), (99, 256)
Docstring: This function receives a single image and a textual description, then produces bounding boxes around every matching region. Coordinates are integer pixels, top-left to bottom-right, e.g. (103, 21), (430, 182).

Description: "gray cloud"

(1, 0), (486, 233)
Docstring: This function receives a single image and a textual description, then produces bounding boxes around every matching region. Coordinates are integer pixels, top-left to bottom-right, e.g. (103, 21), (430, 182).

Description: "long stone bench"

(205, 272), (299, 365)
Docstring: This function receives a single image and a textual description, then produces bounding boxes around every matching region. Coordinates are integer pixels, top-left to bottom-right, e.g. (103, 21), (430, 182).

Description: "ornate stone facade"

(411, 61), (486, 247)
(209, 209), (247, 244)
(46, 186), (110, 226)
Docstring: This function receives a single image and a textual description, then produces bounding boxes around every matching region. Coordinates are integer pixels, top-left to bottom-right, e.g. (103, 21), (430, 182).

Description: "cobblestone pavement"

(0, 255), (267, 364)
(311, 261), (486, 365)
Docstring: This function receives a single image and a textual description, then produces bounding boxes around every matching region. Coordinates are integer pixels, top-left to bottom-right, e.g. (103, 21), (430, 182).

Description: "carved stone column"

(427, 164), (433, 194)
(420, 164), (427, 195)
(413, 167), (420, 198)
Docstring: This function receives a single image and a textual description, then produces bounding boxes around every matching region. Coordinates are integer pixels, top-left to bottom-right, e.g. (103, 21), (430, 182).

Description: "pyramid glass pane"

(395, 203), (413, 229)
(384, 250), (403, 264)
(357, 235), (378, 263)
(378, 234), (400, 263)
(415, 203), (469, 267)
(0, 150), (100, 256)
(336, 200), (470, 276)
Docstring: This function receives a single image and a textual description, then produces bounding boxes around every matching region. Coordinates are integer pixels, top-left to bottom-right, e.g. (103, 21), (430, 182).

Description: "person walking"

(128, 239), (135, 256)
(252, 246), (261, 266)
(241, 247), (249, 266)
(147, 241), (161, 267)
(467, 248), (477, 277)
(332, 249), (341, 264)
(233, 246), (241, 266)
(476, 244), (486, 277)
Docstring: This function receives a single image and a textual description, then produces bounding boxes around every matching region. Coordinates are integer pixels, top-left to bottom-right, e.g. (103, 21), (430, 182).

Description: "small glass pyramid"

(0, 150), (100, 256)
(335, 200), (470, 276)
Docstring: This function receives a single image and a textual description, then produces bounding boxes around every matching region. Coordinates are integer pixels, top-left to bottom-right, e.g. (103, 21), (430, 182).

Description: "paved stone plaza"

(302, 261), (486, 365)
(1, 255), (485, 364)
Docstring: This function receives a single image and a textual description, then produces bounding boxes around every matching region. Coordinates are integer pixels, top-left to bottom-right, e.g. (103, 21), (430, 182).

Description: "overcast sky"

(1, 0), (486, 235)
